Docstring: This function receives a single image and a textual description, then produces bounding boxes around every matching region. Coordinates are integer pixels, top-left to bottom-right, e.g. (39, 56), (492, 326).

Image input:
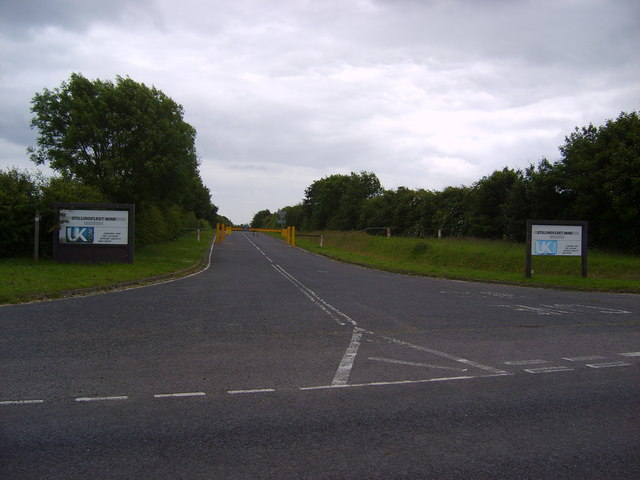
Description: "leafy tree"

(251, 209), (272, 228)
(433, 186), (470, 238)
(407, 189), (439, 237)
(467, 167), (519, 239)
(29, 73), (202, 208)
(303, 171), (382, 230)
(559, 111), (640, 251)
(0, 169), (42, 257)
(360, 190), (395, 230)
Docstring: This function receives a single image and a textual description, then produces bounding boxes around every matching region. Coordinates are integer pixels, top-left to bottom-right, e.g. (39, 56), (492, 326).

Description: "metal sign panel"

(53, 203), (135, 264)
(525, 220), (588, 278)
(531, 224), (582, 256)
(59, 209), (129, 245)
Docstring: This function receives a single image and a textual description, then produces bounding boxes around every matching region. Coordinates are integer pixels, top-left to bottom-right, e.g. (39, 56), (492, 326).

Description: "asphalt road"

(2, 232), (639, 479)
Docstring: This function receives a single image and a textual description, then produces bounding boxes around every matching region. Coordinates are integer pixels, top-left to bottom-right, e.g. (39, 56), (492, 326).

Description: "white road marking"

(301, 375), (504, 391)
(368, 356), (468, 372)
(153, 392), (206, 398)
(504, 359), (548, 366)
(332, 327), (365, 385)
(75, 395), (129, 402)
(563, 355), (606, 362)
(0, 399), (44, 406)
(493, 303), (631, 316)
(376, 334), (509, 375)
(271, 264), (355, 327)
(524, 366), (574, 374)
(586, 361), (632, 369)
(227, 388), (276, 395)
(619, 352), (640, 357)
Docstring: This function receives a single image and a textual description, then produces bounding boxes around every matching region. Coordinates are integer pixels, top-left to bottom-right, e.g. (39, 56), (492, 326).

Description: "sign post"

(526, 220), (588, 278)
(53, 203), (135, 263)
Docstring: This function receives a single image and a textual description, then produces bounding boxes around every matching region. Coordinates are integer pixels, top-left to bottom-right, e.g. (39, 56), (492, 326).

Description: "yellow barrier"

(218, 225), (295, 247)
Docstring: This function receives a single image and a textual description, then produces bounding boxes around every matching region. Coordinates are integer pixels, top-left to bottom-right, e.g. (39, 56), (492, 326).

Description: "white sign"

(531, 224), (582, 256)
(59, 209), (129, 245)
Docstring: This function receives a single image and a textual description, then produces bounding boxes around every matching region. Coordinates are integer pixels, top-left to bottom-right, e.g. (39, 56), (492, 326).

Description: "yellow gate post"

(291, 226), (296, 248)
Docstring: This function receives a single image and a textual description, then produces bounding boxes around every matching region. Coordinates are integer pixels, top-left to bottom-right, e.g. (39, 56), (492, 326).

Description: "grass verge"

(295, 232), (640, 293)
(0, 230), (214, 305)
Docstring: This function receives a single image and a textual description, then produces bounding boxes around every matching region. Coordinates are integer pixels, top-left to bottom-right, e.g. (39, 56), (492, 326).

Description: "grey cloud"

(0, 0), (156, 37)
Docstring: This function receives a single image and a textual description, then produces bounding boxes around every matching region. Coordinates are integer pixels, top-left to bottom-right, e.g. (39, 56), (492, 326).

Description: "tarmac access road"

(1, 232), (639, 479)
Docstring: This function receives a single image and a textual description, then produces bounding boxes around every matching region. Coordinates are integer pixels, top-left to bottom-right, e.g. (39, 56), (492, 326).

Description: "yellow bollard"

(291, 226), (296, 248)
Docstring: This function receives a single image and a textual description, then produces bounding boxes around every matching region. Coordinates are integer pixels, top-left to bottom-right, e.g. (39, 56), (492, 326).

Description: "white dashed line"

(586, 361), (632, 369)
(153, 392), (206, 398)
(75, 395), (129, 403)
(563, 355), (606, 362)
(369, 356), (468, 372)
(227, 388), (276, 395)
(0, 399), (44, 406)
(619, 352), (640, 357)
(504, 359), (548, 366)
(300, 374), (508, 391)
(524, 366), (574, 374)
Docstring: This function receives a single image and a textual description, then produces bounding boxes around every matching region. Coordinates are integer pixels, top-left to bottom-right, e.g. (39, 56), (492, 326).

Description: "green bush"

(0, 169), (42, 258)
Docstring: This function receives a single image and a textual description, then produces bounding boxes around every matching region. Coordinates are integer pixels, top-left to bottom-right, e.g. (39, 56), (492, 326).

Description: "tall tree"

(29, 73), (203, 208)
(303, 171), (382, 230)
(0, 169), (42, 257)
(467, 167), (519, 239)
(559, 111), (640, 251)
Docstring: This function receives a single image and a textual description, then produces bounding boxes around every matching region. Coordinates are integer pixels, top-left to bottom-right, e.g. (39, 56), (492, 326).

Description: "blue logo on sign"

(534, 240), (557, 255)
(66, 227), (94, 243)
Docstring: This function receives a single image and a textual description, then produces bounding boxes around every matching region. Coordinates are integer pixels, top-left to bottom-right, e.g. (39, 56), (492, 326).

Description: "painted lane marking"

(0, 399), (45, 406)
(272, 264), (355, 327)
(246, 234), (507, 381)
(563, 355), (606, 362)
(301, 374), (510, 391)
(493, 304), (631, 316)
(75, 395), (129, 403)
(153, 392), (206, 398)
(524, 366), (574, 374)
(504, 359), (548, 366)
(369, 356), (468, 372)
(332, 327), (365, 385)
(376, 334), (509, 375)
(227, 388), (276, 395)
(586, 361), (632, 369)
(619, 352), (640, 357)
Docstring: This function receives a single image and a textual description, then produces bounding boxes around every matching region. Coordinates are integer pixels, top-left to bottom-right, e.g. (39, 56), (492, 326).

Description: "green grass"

(295, 232), (640, 293)
(0, 229), (214, 305)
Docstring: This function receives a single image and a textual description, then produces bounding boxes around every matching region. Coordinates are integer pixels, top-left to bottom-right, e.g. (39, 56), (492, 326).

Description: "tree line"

(1, 73), (229, 258)
(252, 110), (639, 254)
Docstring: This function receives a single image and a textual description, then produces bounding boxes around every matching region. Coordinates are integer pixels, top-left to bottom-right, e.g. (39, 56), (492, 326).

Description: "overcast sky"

(1, 0), (638, 224)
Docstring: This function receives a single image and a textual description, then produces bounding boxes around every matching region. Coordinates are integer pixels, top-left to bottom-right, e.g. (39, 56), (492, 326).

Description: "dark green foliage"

(303, 171), (382, 230)
(0, 169), (42, 257)
(25, 73), (221, 249)
(467, 168), (519, 239)
(558, 111), (640, 252)
(251, 209), (272, 228)
(29, 73), (200, 206)
(261, 110), (639, 253)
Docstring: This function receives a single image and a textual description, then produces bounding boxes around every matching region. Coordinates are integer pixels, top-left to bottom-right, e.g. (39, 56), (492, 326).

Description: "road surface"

(2, 232), (639, 479)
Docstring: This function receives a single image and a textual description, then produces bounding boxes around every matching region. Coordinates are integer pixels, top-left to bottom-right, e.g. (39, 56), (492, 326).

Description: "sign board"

(526, 220), (588, 278)
(531, 224), (582, 256)
(59, 209), (129, 245)
(53, 203), (135, 264)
